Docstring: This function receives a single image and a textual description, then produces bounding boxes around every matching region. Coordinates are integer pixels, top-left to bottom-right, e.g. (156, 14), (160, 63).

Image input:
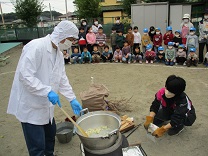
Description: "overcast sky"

(0, 0), (75, 14)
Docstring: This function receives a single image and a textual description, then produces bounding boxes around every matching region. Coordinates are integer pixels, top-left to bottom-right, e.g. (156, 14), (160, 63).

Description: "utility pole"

(49, 3), (53, 21)
(0, 2), (5, 27)
(65, 0), (68, 20)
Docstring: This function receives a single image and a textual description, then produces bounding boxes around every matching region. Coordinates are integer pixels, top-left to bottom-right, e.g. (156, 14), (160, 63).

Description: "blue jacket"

(71, 53), (81, 58)
(81, 51), (92, 62)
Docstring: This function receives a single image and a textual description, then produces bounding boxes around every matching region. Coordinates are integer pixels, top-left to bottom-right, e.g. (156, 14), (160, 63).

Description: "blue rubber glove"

(48, 91), (62, 107)
(70, 99), (82, 115)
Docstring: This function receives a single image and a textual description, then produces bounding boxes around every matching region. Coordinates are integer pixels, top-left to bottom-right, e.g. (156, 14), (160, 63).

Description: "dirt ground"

(0, 46), (208, 156)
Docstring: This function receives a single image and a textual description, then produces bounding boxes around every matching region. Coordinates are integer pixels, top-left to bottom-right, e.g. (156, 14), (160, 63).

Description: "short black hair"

(134, 26), (138, 30)
(104, 45), (109, 49)
(117, 29), (122, 33)
(124, 41), (128, 44)
(135, 46), (140, 50)
(93, 44), (98, 48)
(79, 27), (85, 30)
(128, 26), (132, 30)
(115, 16), (120, 20)
(74, 47), (79, 50)
(98, 27), (103, 30)
(115, 46), (120, 49)
(112, 27), (116, 30)
(83, 46), (88, 50)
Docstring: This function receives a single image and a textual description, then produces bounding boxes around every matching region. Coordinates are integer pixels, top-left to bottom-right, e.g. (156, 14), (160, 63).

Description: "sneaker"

(146, 60), (149, 64)
(115, 60), (118, 63)
(175, 63), (178, 65)
(133, 60), (136, 63)
(139, 61), (142, 64)
(128, 61), (131, 64)
(183, 61), (186, 66)
(168, 125), (184, 136)
(150, 60), (153, 64)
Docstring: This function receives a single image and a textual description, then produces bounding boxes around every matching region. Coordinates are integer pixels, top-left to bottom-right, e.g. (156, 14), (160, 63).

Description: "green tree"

(122, 0), (137, 16)
(74, 0), (101, 19)
(13, 0), (44, 27)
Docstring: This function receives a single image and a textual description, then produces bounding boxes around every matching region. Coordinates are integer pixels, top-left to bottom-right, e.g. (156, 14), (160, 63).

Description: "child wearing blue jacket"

(71, 47), (81, 64)
(81, 47), (92, 64)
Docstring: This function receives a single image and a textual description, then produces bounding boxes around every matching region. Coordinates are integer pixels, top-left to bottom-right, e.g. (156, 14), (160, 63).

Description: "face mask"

(82, 22), (86, 26)
(204, 15), (208, 19)
(112, 30), (116, 33)
(63, 39), (72, 49)
(144, 33), (147, 35)
(147, 49), (151, 51)
(168, 46), (173, 49)
(116, 20), (120, 24)
(165, 89), (175, 98)
(156, 32), (160, 34)
(178, 49), (183, 52)
(175, 34), (179, 37)
(151, 31), (155, 34)
(94, 21), (98, 25)
(90, 30), (93, 33)
(190, 32), (194, 35)
(183, 19), (189, 23)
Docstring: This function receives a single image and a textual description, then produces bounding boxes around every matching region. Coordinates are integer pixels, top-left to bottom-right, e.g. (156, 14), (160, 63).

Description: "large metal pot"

(76, 109), (121, 150)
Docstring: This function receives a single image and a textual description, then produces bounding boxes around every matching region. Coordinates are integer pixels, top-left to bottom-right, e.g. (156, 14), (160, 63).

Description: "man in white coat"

(7, 21), (82, 156)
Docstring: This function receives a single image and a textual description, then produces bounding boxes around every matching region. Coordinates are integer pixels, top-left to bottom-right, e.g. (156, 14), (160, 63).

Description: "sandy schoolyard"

(0, 47), (208, 156)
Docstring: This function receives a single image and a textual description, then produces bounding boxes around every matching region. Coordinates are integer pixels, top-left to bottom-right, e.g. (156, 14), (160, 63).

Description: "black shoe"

(168, 125), (184, 136)
(198, 62), (202, 64)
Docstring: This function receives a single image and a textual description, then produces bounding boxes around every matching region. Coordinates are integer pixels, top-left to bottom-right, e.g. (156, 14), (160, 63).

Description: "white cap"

(50, 20), (79, 47)
(183, 14), (190, 19)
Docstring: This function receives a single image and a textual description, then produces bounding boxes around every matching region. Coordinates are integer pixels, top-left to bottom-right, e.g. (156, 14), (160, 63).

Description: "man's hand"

(48, 91), (61, 107)
(70, 99), (82, 115)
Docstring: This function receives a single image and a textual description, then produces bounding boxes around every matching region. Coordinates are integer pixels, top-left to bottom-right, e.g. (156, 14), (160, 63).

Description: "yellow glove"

(152, 126), (168, 138)
(144, 116), (154, 130)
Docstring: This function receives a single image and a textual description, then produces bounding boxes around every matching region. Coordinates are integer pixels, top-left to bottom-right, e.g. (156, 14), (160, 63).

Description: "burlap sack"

(80, 84), (109, 112)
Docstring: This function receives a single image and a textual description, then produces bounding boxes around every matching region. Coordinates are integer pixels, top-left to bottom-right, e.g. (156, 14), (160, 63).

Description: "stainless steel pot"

(76, 108), (121, 150)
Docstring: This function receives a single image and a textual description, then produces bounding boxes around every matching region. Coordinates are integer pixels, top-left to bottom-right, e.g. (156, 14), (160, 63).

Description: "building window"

(100, 0), (105, 2)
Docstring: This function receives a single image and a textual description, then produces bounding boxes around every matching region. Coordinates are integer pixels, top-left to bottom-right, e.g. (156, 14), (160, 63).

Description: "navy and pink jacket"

(150, 88), (196, 127)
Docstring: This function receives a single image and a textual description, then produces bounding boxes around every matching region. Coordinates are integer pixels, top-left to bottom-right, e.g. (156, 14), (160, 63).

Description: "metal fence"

(0, 27), (54, 42)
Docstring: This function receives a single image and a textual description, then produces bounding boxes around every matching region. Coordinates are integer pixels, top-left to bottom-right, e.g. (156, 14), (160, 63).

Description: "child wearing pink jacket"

(86, 26), (96, 54)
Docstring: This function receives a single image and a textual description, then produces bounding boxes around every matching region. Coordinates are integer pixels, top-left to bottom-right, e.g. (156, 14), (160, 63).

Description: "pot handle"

(108, 129), (118, 137)
(80, 108), (89, 116)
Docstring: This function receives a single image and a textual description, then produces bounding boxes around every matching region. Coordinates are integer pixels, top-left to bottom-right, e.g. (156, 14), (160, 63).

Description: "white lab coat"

(7, 35), (76, 125)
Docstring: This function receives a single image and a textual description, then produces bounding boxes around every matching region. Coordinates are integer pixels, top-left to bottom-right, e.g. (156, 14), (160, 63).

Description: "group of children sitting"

(62, 24), (208, 67)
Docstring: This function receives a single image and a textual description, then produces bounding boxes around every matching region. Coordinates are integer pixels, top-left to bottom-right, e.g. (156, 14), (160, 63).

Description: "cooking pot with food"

(76, 108), (121, 150)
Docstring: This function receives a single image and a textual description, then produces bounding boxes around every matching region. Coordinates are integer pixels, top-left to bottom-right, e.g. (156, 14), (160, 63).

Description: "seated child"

(157, 46), (165, 63)
(145, 44), (156, 64)
(71, 47), (81, 64)
(63, 50), (70, 64)
(81, 47), (92, 64)
(91, 45), (101, 63)
(176, 44), (186, 65)
(101, 45), (113, 62)
(165, 42), (175, 66)
(187, 48), (198, 67)
(113, 46), (122, 63)
(144, 75), (196, 137)
(122, 41), (132, 64)
(132, 46), (143, 64)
